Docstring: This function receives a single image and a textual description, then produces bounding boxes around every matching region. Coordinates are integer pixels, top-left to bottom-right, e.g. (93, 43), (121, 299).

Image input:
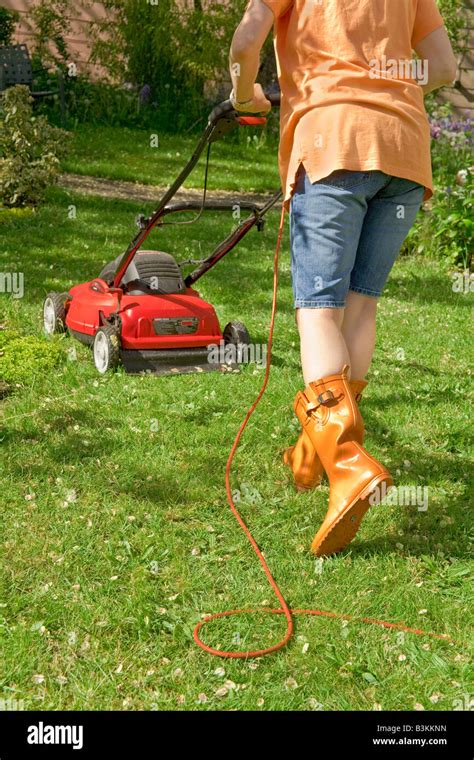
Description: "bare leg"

(297, 307), (349, 385)
(341, 291), (378, 379)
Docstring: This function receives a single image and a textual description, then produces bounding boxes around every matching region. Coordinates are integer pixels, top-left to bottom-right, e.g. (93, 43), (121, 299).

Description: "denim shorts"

(289, 167), (425, 308)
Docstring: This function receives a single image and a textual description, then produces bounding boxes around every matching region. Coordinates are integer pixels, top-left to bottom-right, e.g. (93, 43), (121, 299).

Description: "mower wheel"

(223, 321), (251, 347)
(93, 325), (121, 374)
(223, 321), (251, 365)
(43, 292), (68, 335)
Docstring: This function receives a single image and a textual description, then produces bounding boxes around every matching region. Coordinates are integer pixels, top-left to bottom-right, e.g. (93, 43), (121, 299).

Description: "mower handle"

(208, 89), (280, 126)
(112, 88), (280, 288)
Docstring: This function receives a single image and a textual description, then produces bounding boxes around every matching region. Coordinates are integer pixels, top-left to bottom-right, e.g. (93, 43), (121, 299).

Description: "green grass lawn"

(62, 124), (281, 193)
(0, 184), (472, 711)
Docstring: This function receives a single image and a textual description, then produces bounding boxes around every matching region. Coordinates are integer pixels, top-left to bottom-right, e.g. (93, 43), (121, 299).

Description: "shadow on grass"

(1, 404), (198, 511)
(385, 272), (472, 308)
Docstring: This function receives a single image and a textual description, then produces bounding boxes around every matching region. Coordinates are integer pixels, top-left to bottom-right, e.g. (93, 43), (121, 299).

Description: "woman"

(229, 0), (456, 556)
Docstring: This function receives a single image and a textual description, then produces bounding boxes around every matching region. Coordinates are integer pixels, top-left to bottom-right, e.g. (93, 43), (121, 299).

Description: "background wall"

(2, 0), (108, 79)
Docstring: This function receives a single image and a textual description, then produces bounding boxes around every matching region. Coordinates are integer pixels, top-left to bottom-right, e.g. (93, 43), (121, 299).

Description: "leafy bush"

(438, 0), (468, 53)
(428, 107), (472, 267)
(0, 329), (64, 386)
(88, 0), (249, 130)
(0, 85), (69, 208)
(29, 0), (71, 66)
(429, 170), (474, 269)
(430, 106), (473, 184)
(63, 75), (163, 130)
(0, 7), (19, 46)
(0, 206), (35, 223)
(403, 107), (473, 268)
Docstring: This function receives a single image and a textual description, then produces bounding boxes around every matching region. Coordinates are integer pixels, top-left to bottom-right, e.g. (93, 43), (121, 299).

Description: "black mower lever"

(208, 89), (281, 127)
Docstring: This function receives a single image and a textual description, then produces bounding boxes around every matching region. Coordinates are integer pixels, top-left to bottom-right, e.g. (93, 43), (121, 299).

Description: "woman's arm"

(229, 0), (274, 112)
(414, 26), (457, 95)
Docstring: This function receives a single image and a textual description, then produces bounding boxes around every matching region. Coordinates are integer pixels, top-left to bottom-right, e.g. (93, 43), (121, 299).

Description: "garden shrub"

(0, 206), (36, 223)
(405, 107), (474, 268)
(88, 0), (251, 130)
(63, 75), (164, 130)
(28, 0), (71, 66)
(0, 329), (64, 387)
(429, 107), (473, 184)
(0, 7), (19, 46)
(437, 0), (468, 53)
(0, 85), (69, 208)
(429, 108), (473, 268)
(430, 169), (473, 269)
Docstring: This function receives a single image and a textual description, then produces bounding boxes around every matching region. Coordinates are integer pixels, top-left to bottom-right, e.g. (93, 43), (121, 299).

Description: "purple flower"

(139, 84), (152, 104)
(429, 113), (473, 147)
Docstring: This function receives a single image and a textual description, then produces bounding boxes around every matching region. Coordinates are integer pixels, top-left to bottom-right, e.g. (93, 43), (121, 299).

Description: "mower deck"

(120, 347), (238, 375)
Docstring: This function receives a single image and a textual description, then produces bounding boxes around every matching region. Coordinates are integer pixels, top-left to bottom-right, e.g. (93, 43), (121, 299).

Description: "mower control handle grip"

(208, 89), (280, 126)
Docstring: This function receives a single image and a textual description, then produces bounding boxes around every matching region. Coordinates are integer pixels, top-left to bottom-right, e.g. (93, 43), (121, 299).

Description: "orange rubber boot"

(283, 379), (367, 491)
(294, 366), (392, 556)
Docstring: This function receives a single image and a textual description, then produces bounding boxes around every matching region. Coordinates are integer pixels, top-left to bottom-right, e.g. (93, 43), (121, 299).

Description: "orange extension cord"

(193, 206), (456, 659)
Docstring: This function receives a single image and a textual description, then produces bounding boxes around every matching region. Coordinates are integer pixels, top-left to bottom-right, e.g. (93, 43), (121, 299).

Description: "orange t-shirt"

(261, 0), (445, 207)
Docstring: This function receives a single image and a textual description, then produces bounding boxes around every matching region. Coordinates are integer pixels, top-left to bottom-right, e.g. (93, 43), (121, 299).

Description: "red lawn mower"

(43, 91), (281, 375)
